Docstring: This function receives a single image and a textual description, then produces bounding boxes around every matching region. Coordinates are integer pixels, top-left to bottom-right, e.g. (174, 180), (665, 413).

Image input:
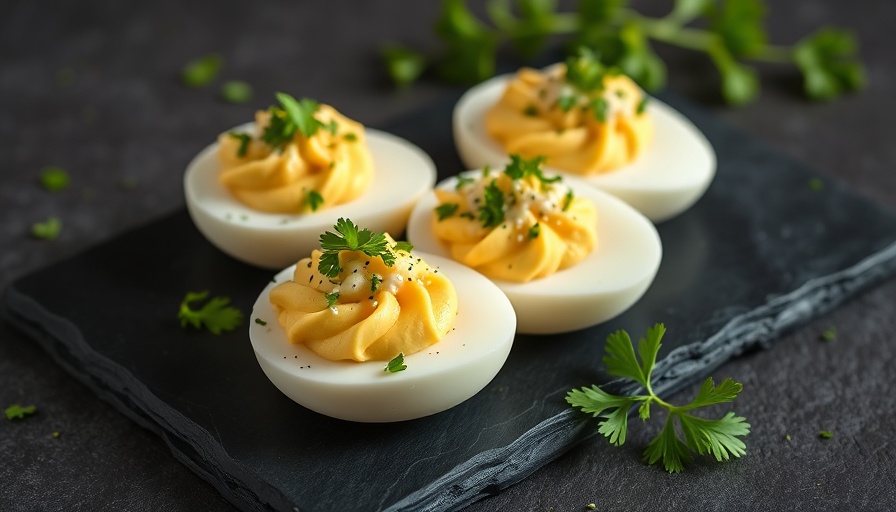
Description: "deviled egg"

(407, 158), (662, 335)
(250, 219), (516, 422)
(453, 50), (715, 222)
(185, 93), (436, 269)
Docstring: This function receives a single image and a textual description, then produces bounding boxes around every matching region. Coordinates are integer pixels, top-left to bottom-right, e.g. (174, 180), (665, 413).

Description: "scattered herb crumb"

(305, 190), (324, 212)
(52, 431), (61, 438)
(784, 434), (792, 441)
(181, 54), (222, 88)
(40, 166), (70, 191)
(586, 504), (597, 511)
(178, 291), (243, 334)
(818, 430), (834, 439)
(31, 217), (62, 241)
(384, 353), (407, 373)
(5, 404), (37, 420)
(254, 318), (267, 326)
(809, 178), (824, 192)
(820, 326), (837, 342)
(220, 80), (253, 104)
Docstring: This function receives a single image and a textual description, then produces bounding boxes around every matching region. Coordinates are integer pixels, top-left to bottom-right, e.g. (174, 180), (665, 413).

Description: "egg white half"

(184, 125), (436, 269)
(249, 252), (516, 422)
(453, 73), (716, 223)
(407, 172), (662, 335)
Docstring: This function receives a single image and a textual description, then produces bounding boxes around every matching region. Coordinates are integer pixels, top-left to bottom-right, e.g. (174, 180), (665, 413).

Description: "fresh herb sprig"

(318, 218), (396, 278)
(5, 404), (38, 420)
(504, 154), (561, 184)
(567, 324), (750, 472)
(261, 93), (327, 151)
(385, 353), (408, 373)
(382, 0), (865, 105)
(178, 291), (243, 335)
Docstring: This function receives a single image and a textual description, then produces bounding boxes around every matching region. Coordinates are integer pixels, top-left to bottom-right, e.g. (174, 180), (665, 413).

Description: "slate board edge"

(4, 238), (895, 512)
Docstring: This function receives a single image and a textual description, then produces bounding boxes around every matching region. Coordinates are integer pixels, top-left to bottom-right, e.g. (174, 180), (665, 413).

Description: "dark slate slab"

(3, 93), (896, 512)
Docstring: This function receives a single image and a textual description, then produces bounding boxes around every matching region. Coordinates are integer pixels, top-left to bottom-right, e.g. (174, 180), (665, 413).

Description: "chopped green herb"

(456, 175), (475, 189)
(528, 223), (540, 240)
(562, 190), (575, 211)
(52, 431), (61, 438)
(523, 105), (538, 116)
(220, 80), (253, 104)
(370, 274), (382, 293)
(277, 93), (323, 138)
(567, 324), (750, 473)
(40, 166), (70, 192)
(809, 177), (824, 191)
(228, 132), (252, 158)
(5, 404), (37, 420)
(591, 97), (609, 123)
(254, 318), (267, 326)
(557, 95), (577, 112)
(820, 326), (837, 342)
(178, 291), (243, 334)
(818, 430), (834, 439)
(565, 47), (607, 94)
(503, 154), (561, 184)
(384, 352), (407, 373)
(305, 190), (324, 212)
(784, 434), (792, 441)
(343, 132), (358, 142)
(393, 241), (414, 254)
(31, 217), (61, 240)
(318, 218), (394, 278)
(381, 44), (426, 87)
(435, 203), (460, 221)
(478, 180), (505, 228)
(181, 54), (222, 88)
(636, 97), (649, 115)
(325, 291), (340, 309)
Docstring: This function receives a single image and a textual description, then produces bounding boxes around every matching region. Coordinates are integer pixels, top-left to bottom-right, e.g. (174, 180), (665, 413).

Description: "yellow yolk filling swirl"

(485, 66), (652, 175)
(218, 104), (373, 214)
(269, 240), (457, 362)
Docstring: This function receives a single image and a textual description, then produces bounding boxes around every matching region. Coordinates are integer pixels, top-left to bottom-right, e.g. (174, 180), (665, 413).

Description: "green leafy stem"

(382, 0), (865, 105)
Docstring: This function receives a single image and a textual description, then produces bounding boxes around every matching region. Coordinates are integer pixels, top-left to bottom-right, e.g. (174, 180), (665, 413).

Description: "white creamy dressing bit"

(407, 171), (662, 335)
(249, 253), (517, 422)
(452, 70), (717, 222)
(184, 125), (437, 269)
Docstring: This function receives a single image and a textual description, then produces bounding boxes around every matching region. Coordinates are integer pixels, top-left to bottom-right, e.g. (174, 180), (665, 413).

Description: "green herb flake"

(820, 326), (837, 342)
(220, 80), (253, 104)
(591, 97), (609, 123)
(343, 132), (358, 142)
(523, 105), (539, 117)
(567, 324), (750, 473)
(393, 241), (414, 254)
(370, 274), (382, 293)
(305, 190), (324, 212)
(528, 223), (540, 240)
(504, 154), (561, 184)
(478, 179), (505, 228)
(40, 166), (70, 192)
(557, 95), (577, 112)
(784, 434), (792, 441)
(277, 93), (324, 138)
(318, 218), (394, 278)
(227, 132), (252, 158)
(52, 431), (61, 438)
(586, 505), (597, 511)
(562, 190), (575, 211)
(818, 430), (834, 439)
(181, 54), (222, 88)
(456, 175), (475, 190)
(636, 97), (649, 115)
(31, 217), (62, 241)
(5, 404), (37, 421)
(325, 291), (340, 309)
(178, 291), (243, 334)
(384, 352), (407, 373)
(254, 318), (267, 326)
(435, 203), (460, 221)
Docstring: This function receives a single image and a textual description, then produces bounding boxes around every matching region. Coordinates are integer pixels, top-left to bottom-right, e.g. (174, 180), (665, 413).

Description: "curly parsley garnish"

(567, 324), (750, 473)
(384, 353), (407, 373)
(178, 291), (243, 335)
(503, 154), (561, 184)
(261, 93), (325, 151)
(318, 218), (394, 278)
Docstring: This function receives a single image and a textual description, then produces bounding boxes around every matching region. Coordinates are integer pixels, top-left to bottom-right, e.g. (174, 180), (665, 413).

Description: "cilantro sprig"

(567, 324), (750, 473)
(318, 218), (396, 278)
(178, 291), (243, 335)
(382, 0), (864, 104)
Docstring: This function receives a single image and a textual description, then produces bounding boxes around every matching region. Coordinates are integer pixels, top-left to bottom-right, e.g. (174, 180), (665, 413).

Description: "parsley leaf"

(178, 291), (243, 335)
(181, 54), (222, 88)
(5, 404), (37, 420)
(40, 166), (70, 192)
(528, 222), (540, 239)
(568, 324), (750, 472)
(504, 154), (560, 184)
(435, 203), (460, 221)
(384, 352), (407, 373)
(228, 132), (252, 157)
(318, 218), (394, 278)
(393, 241), (414, 254)
(381, 44), (427, 87)
(820, 326), (837, 342)
(32, 217), (62, 240)
(456, 175), (475, 189)
(562, 189), (575, 211)
(220, 80), (253, 104)
(818, 430), (834, 439)
(794, 28), (865, 101)
(325, 291), (339, 309)
(276, 93), (323, 138)
(305, 190), (324, 212)
(478, 179), (505, 228)
(370, 274), (382, 292)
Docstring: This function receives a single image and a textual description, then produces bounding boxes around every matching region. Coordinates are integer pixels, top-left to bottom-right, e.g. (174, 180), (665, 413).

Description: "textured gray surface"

(2, 1), (895, 511)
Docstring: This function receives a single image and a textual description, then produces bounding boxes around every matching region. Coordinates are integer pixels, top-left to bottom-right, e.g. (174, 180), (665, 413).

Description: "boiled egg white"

(407, 172), (662, 335)
(453, 73), (716, 223)
(184, 124), (436, 269)
(249, 252), (516, 422)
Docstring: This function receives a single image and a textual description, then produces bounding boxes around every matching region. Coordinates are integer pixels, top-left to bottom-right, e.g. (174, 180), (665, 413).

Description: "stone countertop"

(1, 1), (894, 510)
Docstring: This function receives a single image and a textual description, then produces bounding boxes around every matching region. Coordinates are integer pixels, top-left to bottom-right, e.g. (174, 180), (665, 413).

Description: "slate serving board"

(4, 93), (896, 512)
